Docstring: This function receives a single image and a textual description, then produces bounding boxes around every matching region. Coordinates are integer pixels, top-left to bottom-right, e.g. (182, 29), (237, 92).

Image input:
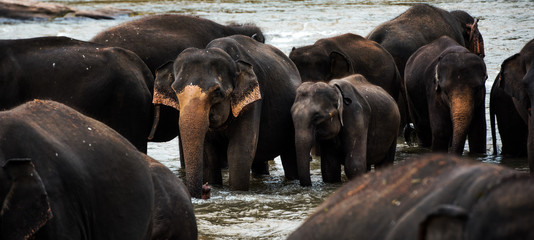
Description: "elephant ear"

(231, 60), (262, 117)
(499, 54), (529, 111)
(329, 51), (353, 79)
(434, 61), (442, 93)
(418, 205), (468, 240)
(466, 18), (485, 58)
(153, 61), (180, 111)
(1, 158), (52, 240)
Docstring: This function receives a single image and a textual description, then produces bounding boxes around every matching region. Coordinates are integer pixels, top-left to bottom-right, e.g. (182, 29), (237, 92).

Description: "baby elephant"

(291, 74), (400, 186)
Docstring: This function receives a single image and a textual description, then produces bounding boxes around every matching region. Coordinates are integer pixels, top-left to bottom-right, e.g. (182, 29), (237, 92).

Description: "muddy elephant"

(288, 154), (533, 240)
(490, 54), (528, 156)
(0, 100), (197, 240)
(152, 35), (301, 198)
(367, 4), (485, 79)
(289, 33), (401, 100)
(404, 36), (487, 154)
(291, 74), (400, 186)
(0, 36), (153, 152)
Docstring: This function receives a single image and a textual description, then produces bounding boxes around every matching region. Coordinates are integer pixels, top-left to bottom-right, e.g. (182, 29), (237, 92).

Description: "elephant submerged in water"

(0, 100), (197, 240)
(152, 35), (301, 198)
(404, 36), (487, 154)
(0, 36), (153, 152)
(288, 154), (534, 240)
(291, 74), (400, 186)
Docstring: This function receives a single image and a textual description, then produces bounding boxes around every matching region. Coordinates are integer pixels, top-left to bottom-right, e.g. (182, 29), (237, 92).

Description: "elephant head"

(151, 48), (261, 198)
(291, 81), (349, 186)
(289, 46), (353, 82)
(0, 158), (53, 240)
(433, 51), (487, 154)
(450, 10), (485, 58)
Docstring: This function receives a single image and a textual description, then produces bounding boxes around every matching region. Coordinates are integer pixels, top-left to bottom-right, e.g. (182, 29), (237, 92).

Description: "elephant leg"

(226, 103), (262, 191)
(320, 140), (342, 183)
(280, 149), (298, 181)
(204, 140), (223, 186)
(376, 140), (396, 169)
(251, 160), (269, 176)
(179, 135), (185, 168)
(468, 103), (487, 154)
(429, 104), (452, 152)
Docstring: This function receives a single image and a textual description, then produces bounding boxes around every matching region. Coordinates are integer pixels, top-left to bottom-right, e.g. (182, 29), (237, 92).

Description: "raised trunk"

(177, 86), (210, 198)
(450, 90), (474, 155)
(293, 115), (315, 186)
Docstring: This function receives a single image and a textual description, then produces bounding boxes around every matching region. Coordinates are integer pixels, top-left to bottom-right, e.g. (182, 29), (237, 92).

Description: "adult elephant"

(404, 36), (487, 154)
(288, 33), (401, 100)
(367, 3), (485, 79)
(291, 74), (400, 186)
(0, 100), (197, 240)
(0, 36), (153, 152)
(152, 35), (301, 198)
(495, 39), (534, 173)
(91, 14), (266, 150)
(288, 154), (533, 240)
(489, 54), (528, 156)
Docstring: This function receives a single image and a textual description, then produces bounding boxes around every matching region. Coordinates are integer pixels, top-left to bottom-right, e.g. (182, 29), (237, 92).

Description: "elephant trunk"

(450, 90), (474, 155)
(178, 85), (211, 198)
(292, 108), (316, 186)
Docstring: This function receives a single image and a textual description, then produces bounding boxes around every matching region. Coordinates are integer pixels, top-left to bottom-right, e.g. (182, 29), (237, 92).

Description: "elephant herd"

(1, 2), (533, 239)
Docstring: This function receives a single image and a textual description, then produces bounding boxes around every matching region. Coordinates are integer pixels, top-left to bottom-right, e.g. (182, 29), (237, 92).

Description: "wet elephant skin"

(0, 100), (197, 240)
(288, 154), (533, 240)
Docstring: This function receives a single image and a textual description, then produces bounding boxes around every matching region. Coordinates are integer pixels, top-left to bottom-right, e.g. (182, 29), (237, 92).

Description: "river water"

(3, 0), (534, 239)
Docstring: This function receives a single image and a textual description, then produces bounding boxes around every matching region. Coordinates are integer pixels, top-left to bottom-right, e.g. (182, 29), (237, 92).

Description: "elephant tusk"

(148, 104), (161, 140)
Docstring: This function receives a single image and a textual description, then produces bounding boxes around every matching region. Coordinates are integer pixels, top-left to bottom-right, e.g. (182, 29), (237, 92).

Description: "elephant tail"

(489, 85), (498, 155)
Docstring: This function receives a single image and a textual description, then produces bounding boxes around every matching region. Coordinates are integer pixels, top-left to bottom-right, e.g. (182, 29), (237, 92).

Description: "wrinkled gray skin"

(404, 36), (487, 155)
(0, 100), (197, 240)
(291, 74), (400, 186)
(496, 38), (534, 174)
(367, 4), (485, 79)
(288, 154), (534, 240)
(489, 54), (528, 156)
(152, 35), (301, 198)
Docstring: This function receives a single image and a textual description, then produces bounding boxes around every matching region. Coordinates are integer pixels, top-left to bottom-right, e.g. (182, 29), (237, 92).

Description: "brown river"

(3, 0), (534, 239)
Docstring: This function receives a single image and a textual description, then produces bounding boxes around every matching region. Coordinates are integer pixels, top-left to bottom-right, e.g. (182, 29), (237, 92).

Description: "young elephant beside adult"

(291, 74), (400, 186)
(0, 100), (197, 240)
(493, 39), (534, 173)
(0, 36), (153, 152)
(288, 154), (533, 240)
(289, 33), (401, 100)
(367, 3), (484, 78)
(490, 54), (528, 157)
(404, 36), (487, 154)
(152, 35), (301, 198)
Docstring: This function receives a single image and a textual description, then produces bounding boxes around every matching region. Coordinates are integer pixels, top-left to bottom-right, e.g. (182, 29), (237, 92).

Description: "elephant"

(151, 35), (301, 198)
(0, 100), (197, 240)
(287, 154), (533, 240)
(494, 38), (534, 173)
(91, 14), (266, 156)
(0, 36), (153, 152)
(404, 36), (487, 154)
(91, 14), (264, 75)
(291, 74), (400, 186)
(288, 33), (401, 100)
(367, 4), (485, 79)
(489, 54), (528, 156)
